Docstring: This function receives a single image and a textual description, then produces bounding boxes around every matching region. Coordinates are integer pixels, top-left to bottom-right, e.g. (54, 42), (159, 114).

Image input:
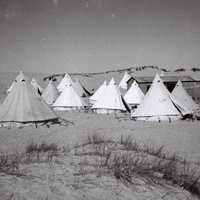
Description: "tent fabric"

(42, 80), (59, 105)
(124, 81), (144, 105)
(171, 80), (199, 112)
(7, 81), (16, 93)
(7, 71), (24, 93)
(131, 73), (183, 121)
(31, 78), (43, 95)
(73, 79), (91, 97)
(119, 71), (131, 90)
(0, 72), (58, 123)
(92, 78), (129, 112)
(53, 83), (87, 110)
(89, 80), (107, 103)
(57, 73), (74, 92)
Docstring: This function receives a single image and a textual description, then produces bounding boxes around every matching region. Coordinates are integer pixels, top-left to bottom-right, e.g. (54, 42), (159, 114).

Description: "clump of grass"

(25, 141), (59, 162)
(120, 135), (140, 151)
(0, 141), (60, 176)
(120, 135), (182, 162)
(25, 141), (38, 154)
(87, 134), (106, 145)
(39, 142), (58, 153)
(142, 143), (165, 158)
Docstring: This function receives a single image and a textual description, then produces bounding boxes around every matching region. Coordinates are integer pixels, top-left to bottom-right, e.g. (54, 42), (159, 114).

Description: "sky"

(0, 0), (200, 73)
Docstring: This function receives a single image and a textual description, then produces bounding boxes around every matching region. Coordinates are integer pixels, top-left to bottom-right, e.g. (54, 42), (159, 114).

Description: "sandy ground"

(0, 112), (200, 163)
(0, 133), (199, 200)
(1, 72), (200, 199)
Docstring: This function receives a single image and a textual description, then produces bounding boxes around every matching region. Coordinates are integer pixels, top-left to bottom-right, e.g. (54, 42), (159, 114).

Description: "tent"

(171, 80), (199, 112)
(124, 81), (144, 107)
(53, 83), (87, 111)
(73, 78), (91, 97)
(119, 71), (131, 90)
(7, 71), (23, 93)
(31, 78), (43, 95)
(42, 80), (59, 105)
(92, 78), (130, 114)
(0, 72), (58, 125)
(131, 73), (188, 121)
(89, 80), (107, 104)
(57, 73), (73, 92)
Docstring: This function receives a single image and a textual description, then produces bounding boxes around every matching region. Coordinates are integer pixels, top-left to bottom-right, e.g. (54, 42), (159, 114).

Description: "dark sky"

(0, 0), (200, 73)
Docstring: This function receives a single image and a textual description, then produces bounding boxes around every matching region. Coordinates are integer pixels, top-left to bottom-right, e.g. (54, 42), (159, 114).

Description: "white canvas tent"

(73, 78), (91, 97)
(53, 83), (87, 111)
(131, 73), (187, 121)
(171, 80), (199, 112)
(57, 73), (73, 92)
(7, 71), (23, 93)
(42, 80), (59, 105)
(124, 81), (144, 107)
(119, 71), (131, 90)
(57, 73), (90, 97)
(31, 78), (43, 95)
(89, 80), (107, 104)
(0, 72), (58, 125)
(92, 78), (130, 114)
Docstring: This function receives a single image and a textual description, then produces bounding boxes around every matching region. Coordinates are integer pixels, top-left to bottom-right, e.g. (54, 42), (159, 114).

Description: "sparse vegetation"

(1, 135), (200, 198)
(73, 134), (200, 197)
(25, 141), (59, 162)
(0, 141), (60, 177)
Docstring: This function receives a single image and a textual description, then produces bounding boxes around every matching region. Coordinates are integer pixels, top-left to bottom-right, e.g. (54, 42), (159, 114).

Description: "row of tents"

(0, 70), (199, 126)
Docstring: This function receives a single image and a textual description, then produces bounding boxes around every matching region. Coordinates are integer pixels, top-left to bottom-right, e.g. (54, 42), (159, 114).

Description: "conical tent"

(171, 80), (198, 112)
(0, 72), (58, 124)
(124, 81), (144, 106)
(42, 80), (59, 105)
(131, 73), (183, 121)
(57, 73), (74, 92)
(7, 71), (23, 93)
(89, 80), (107, 103)
(53, 83), (87, 111)
(73, 79), (91, 97)
(119, 71), (131, 90)
(31, 78), (43, 95)
(92, 78), (130, 114)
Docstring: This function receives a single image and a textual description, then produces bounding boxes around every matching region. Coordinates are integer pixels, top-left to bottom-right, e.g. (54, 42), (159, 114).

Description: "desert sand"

(0, 72), (200, 199)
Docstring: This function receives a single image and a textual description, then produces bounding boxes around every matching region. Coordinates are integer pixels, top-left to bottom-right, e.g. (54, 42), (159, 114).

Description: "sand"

(0, 112), (200, 163)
